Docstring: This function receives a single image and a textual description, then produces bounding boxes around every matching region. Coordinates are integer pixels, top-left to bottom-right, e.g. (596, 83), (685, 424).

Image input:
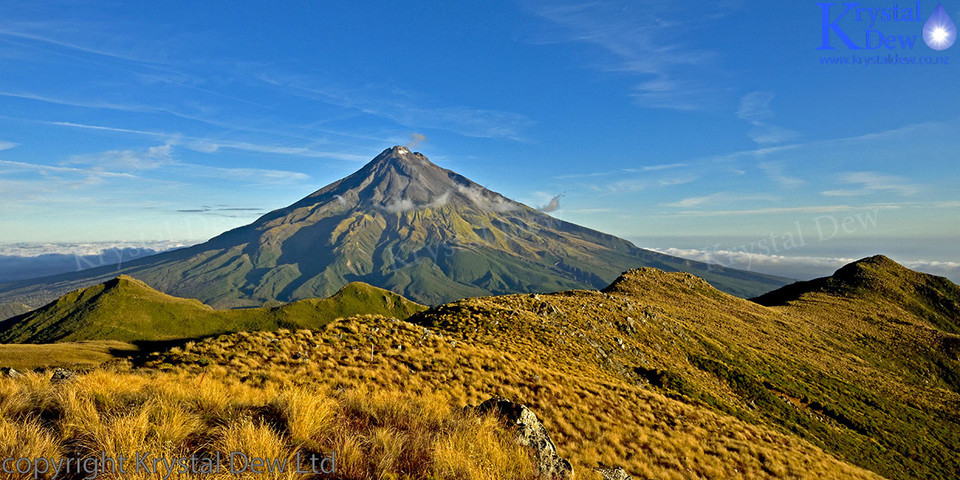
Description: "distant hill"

(0, 275), (425, 343)
(0, 146), (789, 308)
(754, 254), (960, 334)
(155, 256), (960, 479)
(0, 301), (30, 321)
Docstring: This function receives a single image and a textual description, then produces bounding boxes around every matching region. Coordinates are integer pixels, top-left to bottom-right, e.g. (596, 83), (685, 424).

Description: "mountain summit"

(277, 145), (515, 213)
(0, 147), (788, 307)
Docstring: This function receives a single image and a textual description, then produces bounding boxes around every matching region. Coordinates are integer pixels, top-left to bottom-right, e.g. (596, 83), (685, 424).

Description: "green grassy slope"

(0, 276), (426, 343)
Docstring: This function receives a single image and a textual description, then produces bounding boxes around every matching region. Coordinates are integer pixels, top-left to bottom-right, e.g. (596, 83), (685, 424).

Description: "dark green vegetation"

(0, 275), (425, 343)
(0, 146), (788, 308)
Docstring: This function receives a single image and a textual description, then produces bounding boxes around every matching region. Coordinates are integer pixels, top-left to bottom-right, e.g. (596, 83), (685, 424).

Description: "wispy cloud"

(625, 163), (688, 172)
(665, 204), (902, 217)
(555, 162), (687, 180)
(528, 1), (735, 110)
(662, 192), (780, 208)
(257, 75), (533, 140)
(46, 121), (162, 137)
(695, 119), (957, 168)
(0, 158), (144, 209)
(601, 178), (649, 193)
(553, 171), (616, 180)
(174, 162), (310, 186)
(759, 161), (804, 188)
(182, 138), (366, 160)
(3, 17), (528, 152)
(0, 140), (17, 152)
(0, 159), (136, 179)
(66, 145), (174, 171)
(566, 208), (614, 214)
(736, 91), (775, 121)
(657, 176), (698, 187)
(0, 90), (149, 113)
(747, 124), (802, 144)
(557, 162), (696, 192)
(11, 143), (311, 187)
(0, 25), (160, 65)
(821, 172), (922, 197)
(737, 91), (800, 145)
(46, 121), (367, 161)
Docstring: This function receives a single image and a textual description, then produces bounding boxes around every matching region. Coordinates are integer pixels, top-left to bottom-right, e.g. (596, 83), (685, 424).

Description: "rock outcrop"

(473, 397), (574, 479)
(594, 463), (633, 480)
(50, 367), (76, 383)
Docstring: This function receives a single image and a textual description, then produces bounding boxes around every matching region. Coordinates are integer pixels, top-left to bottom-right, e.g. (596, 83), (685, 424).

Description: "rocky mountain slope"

(0, 146), (788, 308)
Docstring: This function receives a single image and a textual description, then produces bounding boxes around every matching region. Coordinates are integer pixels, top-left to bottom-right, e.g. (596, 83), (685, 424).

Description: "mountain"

(0, 275), (425, 343)
(0, 146), (789, 308)
(149, 257), (960, 479)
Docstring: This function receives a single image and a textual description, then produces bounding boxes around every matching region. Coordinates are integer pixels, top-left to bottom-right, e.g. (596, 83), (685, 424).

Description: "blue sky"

(1, 1), (958, 279)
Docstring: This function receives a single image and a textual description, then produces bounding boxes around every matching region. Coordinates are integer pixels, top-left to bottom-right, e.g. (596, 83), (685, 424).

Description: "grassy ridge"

(0, 276), (426, 344)
(144, 256), (960, 479)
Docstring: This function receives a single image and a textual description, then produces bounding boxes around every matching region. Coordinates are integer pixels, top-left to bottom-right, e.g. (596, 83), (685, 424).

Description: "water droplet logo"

(923, 4), (956, 50)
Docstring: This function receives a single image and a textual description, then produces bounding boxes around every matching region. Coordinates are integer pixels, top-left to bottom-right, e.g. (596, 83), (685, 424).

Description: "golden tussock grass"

(0, 370), (538, 480)
(141, 313), (884, 480)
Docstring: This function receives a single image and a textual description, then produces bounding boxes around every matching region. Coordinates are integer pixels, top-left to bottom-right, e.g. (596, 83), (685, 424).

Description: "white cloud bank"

(650, 247), (960, 283)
